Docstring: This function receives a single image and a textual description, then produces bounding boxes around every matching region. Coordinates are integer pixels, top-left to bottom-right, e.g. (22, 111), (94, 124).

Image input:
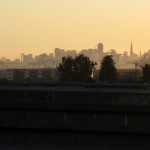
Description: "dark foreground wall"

(0, 129), (150, 150)
(0, 84), (150, 149)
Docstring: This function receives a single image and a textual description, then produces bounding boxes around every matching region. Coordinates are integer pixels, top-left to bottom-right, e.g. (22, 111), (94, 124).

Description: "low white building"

(6, 70), (13, 80)
(6, 68), (58, 81)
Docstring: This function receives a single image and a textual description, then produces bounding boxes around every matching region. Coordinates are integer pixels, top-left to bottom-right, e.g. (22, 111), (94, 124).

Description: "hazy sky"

(0, 0), (150, 59)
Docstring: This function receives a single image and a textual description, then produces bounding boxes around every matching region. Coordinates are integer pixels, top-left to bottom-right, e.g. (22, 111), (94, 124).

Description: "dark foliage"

(58, 54), (97, 82)
(99, 55), (117, 82)
(142, 64), (150, 82)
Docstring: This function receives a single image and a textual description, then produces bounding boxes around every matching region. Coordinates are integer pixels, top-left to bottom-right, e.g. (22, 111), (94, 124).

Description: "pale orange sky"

(0, 0), (150, 59)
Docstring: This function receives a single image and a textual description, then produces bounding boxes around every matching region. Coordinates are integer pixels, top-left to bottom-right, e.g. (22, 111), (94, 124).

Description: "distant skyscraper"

(21, 53), (24, 63)
(130, 42), (133, 57)
(129, 42), (138, 61)
(22, 54), (33, 63)
(98, 43), (103, 53)
(54, 48), (65, 61)
(97, 43), (103, 60)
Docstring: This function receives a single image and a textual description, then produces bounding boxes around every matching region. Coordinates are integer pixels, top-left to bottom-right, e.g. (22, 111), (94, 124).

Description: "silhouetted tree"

(99, 55), (117, 82)
(142, 64), (150, 82)
(57, 56), (74, 82)
(58, 54), (96, 82)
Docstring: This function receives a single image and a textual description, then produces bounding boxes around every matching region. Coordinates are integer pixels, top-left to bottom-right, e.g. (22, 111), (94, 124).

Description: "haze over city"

(0, 0), (150, 59)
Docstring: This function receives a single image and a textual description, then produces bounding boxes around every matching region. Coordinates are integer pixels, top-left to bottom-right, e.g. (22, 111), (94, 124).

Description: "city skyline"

(0, 40), (148, 60)
(1, 0), (150, 59)
(0, 42), (141, 71)
(1, 42), (138, 61)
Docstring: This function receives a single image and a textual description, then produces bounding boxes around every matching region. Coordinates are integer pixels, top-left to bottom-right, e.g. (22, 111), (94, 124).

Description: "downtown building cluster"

(0, 42), (144, 81)
(0, 42), (140, 70)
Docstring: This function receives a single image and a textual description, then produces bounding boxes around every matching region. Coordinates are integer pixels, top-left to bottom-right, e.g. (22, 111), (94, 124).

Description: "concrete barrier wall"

(0, 87), (150, 105)
(0, 85), (150, 149)
(0, 85), (150, 133)
(0, 108), (150, 134)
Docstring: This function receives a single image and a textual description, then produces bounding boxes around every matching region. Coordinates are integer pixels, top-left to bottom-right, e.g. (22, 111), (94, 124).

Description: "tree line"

(58, 54), (116, 82)
(58, 54), (150, 83)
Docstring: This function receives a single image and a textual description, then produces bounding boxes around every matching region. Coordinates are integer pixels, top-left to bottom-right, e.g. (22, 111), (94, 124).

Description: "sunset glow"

(0, 0), (150, 59)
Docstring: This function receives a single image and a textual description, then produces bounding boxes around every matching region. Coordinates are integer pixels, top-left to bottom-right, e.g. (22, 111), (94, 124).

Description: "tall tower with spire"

(130, 42), (133, 57)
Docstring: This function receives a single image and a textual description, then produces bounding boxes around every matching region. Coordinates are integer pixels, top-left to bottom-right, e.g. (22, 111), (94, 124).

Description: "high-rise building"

(54, 48), (65, 60)
(130, 42), (133, 57)
(22, 54), (33, 63)
(129, 42), (138, 61)
(98, 43), (103, 52)
(97, 43), (103, 59)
